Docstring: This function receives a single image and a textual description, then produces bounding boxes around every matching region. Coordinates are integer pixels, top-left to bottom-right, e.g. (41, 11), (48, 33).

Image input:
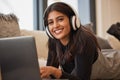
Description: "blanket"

(91, 49), (120, 79)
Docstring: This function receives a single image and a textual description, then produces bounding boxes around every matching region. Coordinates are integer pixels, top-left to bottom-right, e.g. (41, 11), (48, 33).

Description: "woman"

(40, 2), (101, 80)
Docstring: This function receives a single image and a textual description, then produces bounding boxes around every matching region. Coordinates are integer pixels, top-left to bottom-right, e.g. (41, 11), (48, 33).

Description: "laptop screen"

(0, 36), (41, 80)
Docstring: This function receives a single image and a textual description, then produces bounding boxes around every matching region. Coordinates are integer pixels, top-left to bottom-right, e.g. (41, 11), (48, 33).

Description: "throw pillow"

(0, 13), (20, 38)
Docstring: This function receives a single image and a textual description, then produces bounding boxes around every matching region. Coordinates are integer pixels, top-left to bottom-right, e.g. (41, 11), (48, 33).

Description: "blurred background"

(0, 0), (120, 39)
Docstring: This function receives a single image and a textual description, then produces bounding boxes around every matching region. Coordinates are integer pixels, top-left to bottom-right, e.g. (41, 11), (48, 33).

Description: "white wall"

(96, 0), (120, 38)
(47, 0), (79, 13)
(0, 0), (33, 30)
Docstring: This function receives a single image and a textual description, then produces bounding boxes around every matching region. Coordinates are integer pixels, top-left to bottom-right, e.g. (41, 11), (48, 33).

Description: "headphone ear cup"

(76, 16), (81, 28)
(71, 16), (80, 30)
(71, 16), (76, 30)
(45, 27), (54, 38)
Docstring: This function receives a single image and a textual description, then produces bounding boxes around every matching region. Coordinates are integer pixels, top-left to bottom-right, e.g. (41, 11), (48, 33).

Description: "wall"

(47, 0), (78, 12)
(96, 0), (120, 38)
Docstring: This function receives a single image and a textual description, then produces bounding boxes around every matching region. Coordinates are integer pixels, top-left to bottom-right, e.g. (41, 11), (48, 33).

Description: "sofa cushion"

(0, 13), (20, 38)
(20, 30), (48, 59)
(84, 23), (112, 49)
(96, 36), (112, 49)
(107, 34), (120, 50)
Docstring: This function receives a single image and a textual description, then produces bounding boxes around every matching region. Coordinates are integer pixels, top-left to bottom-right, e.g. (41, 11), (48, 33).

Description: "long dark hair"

(44, 2), (101, 65)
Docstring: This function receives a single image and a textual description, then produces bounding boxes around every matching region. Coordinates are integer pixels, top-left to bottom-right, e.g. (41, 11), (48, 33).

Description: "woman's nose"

(53, 21), (59, 28)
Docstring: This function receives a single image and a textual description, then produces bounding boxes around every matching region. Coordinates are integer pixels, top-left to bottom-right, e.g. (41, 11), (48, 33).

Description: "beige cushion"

(20, 30), (48, 59)
(107, 34), (120, 50)
(0, 13), (20, 38)
(96, 36), (112, 49)
(85, 23), (112, 49)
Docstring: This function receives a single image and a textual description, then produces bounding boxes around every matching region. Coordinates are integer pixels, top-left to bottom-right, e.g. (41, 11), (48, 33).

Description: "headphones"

(43, 2), (81, 39)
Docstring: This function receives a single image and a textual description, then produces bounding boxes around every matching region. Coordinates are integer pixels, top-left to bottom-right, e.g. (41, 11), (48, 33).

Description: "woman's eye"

(59, 19), (63, 21)
(48, 21), (53, 25)
(58, 18), (63, 21)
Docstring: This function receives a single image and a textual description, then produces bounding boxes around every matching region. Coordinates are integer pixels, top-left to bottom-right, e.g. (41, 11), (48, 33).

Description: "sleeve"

(60, 39), (98, 80)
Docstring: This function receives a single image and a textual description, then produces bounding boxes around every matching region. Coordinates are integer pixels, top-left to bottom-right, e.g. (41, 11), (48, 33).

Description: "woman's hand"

(40, 66), (52, 78)
(40, 66), (62, 79)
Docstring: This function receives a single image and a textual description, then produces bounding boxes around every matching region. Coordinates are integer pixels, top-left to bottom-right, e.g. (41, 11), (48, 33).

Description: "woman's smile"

(53, 28), (64, 35)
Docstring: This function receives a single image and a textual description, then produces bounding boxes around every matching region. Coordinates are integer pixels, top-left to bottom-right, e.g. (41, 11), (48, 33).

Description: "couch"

(0, 13), (120, 80)
(20, 30), (120, 80)
(1, 30), (120, 79)
(21, 30), (120, 80)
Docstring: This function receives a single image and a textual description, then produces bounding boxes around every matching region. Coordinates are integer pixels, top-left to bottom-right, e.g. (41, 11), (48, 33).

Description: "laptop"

(0, 36), (41, 80)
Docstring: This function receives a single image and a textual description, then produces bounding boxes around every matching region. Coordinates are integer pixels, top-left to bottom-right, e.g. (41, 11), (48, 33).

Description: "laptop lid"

(0, 36), (41, 80)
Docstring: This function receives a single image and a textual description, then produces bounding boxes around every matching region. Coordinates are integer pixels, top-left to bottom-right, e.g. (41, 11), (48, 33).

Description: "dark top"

(46, 29), (99, 80)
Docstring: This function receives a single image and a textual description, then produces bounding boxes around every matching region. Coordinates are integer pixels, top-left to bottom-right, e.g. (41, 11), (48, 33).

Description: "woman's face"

(47, 11), (71, 45)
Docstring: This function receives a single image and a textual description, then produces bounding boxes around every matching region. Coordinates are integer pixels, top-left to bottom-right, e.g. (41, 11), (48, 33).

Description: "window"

(0, 0), (34, 30)
(33, 0), (47, 30)
(0, 0), (47, 30)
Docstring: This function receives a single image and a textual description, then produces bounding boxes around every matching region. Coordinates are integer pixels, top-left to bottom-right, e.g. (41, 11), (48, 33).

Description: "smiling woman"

(40, 2), (101, 80)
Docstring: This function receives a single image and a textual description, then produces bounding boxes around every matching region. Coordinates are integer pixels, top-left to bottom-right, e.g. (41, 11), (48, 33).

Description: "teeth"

(54, 29), (62, 34)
